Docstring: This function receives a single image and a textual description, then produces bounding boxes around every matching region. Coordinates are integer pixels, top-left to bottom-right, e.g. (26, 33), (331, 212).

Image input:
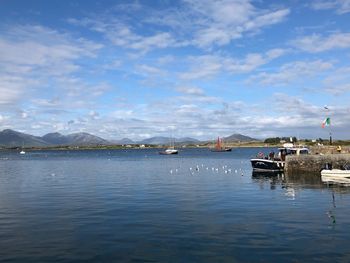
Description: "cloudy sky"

(1, 0), (350, 140)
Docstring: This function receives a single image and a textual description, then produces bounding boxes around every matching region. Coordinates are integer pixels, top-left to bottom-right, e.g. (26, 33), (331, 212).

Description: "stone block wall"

(285, 154), (350, 176)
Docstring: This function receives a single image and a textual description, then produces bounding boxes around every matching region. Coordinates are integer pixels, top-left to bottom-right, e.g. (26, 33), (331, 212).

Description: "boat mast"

(216, 137), (221, 150)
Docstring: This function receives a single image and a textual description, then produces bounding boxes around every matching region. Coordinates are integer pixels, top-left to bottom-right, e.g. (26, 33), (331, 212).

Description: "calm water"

(1, 147), (350, 262)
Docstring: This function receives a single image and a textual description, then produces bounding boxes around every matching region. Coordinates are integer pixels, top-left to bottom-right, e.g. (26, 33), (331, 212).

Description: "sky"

(1, 0), (350, 141)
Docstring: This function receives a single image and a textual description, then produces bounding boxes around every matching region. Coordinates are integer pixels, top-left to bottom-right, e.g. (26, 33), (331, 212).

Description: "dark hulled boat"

(250, 144), (309, 173)
(250, 158), (284, 172)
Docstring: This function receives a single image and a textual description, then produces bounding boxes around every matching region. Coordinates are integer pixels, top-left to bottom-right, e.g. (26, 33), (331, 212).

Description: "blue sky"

(1, 0), (350, 140)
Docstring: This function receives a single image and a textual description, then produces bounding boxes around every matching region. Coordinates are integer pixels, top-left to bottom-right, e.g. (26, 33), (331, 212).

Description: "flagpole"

(324, 106), (332, 145)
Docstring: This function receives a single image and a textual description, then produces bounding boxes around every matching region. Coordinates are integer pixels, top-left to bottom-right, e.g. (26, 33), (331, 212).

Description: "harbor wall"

(285, 154), (350, 175)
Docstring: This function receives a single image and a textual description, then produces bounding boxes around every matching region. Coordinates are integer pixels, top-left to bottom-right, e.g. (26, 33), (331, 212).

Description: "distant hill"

(0, 129), (257, 148)
(0, 129), (111, 147)
(176, 137), (200, 145)
(139, 136), (174, 145)
(42, 132), (70, 145)
(139, 136), (200, 145)
(224, 133), (258, 142)
(60, 132), (111, 146)
(0, 129), (50, 147)
(43, 132), (110, 146)
(112, 138), (136, 144)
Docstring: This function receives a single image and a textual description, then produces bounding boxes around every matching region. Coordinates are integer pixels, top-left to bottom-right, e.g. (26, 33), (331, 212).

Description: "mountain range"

(0, 129), (110, 147)
(0, 129), (257, 147)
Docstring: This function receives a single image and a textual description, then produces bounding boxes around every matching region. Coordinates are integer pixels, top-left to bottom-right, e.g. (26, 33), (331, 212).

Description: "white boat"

(20, 150), (25, 155)
(159, 137), (178, 155)
(321, 173), (350, 185)
(159, 148), (178, 155)
(321, 163), (350, 184)
(321, 169), (350, 178)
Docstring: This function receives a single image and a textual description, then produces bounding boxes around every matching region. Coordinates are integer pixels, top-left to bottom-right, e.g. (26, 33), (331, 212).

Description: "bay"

(0, 147), (350, 262)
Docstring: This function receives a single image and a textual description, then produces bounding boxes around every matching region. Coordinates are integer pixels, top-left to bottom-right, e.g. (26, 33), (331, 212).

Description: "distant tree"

(264, 137), (281, 144)
(264, 136), (298, 144)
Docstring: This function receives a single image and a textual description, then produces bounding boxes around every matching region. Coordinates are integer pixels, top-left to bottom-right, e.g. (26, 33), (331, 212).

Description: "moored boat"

(159, 148), (178, 155)
(210, 137), (232, 152)
(321, 169), (350, 178)
(250, 158), (284, 172)
(321, 167), (350, 185)
(321, 163), (350, 184)
(250, 144), (309, 172)
(159, 137), (178, 155)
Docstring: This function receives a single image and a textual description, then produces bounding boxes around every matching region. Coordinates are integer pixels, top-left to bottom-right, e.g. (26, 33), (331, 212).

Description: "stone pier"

(285, 153), (350, 175)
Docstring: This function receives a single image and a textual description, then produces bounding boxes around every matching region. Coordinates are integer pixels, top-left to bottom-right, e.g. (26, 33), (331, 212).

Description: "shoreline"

(1, 142), (350, 151)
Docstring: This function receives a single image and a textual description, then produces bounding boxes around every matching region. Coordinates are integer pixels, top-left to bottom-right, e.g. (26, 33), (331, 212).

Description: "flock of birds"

(169, 163), (245, 176)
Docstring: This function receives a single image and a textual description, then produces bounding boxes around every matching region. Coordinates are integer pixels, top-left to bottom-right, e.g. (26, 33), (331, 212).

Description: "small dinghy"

(321, 163), (350, 184)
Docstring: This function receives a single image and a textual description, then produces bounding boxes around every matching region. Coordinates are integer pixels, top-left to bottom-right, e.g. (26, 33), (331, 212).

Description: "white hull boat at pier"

(321, 169), (350, 178)
(321, 168), (350, 184)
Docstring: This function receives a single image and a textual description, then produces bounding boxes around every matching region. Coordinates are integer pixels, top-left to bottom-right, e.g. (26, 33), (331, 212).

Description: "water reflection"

(322, 175), (350, 186)
(251, 171), (284, 190)
(252, 171), (350, 194)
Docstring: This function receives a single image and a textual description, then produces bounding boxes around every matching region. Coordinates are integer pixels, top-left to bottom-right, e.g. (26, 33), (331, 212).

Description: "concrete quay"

(285, 153), (350, 175)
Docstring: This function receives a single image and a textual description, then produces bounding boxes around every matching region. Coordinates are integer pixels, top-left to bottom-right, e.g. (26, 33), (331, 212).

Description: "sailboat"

(210, 137), (232, 152)
(20, 142), (26, 155)
(159, 137), (178, 155)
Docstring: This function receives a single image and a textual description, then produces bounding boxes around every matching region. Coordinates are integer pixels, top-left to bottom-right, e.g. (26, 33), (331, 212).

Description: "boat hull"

(159, 150), (178, 155)
(250, 159), (284, 172)
(321, 169), (350, 178)
(210, 148), (232, 152)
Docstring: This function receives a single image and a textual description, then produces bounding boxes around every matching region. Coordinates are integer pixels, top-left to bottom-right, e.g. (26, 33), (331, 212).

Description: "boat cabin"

(278, 146), (309, 160)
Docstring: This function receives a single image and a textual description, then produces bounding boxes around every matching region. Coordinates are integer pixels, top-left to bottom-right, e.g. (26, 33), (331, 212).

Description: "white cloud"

(249, 60), (333, 86)
(70, 0), (289, 51)
(176, 86), (205, 96)
(21, 112), (28, 119)
(0, 25), (103, 108)
(310, 0), (350, 14)
(103, 60), (122, 70)
(136, 64), (167, 77)
(157, 55), (175, 65)
(292, 32), (350, 53)
(180, 48), (286, 80)
(323, 67), (350, 95)
(179, 55), (222, 79)
(183, 0), (290, 48)
(0, 25), (101, 67)
(89, 110), (100, 120)
(0, 75), (40, 106)
(69, 18), (179, 53)
(111, 110), (134, 118)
